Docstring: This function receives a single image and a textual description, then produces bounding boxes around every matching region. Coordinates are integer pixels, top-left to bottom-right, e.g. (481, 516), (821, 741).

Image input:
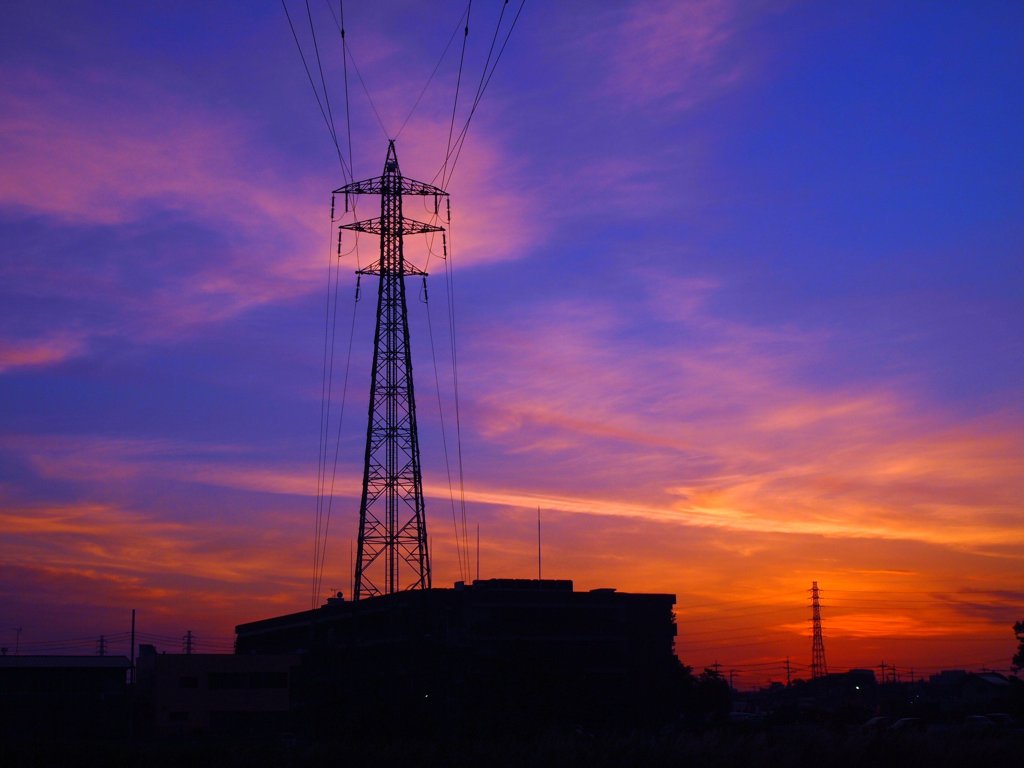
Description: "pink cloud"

(0, 333), (86, 372)
(0, 67), (327, 343)
(0, 62), (536, 357)
(0, 69), (309, 230)
(349, 117), (542, 271)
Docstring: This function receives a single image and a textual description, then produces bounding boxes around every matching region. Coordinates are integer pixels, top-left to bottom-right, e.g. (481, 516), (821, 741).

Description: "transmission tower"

(335, 141), (447, 600)
(810, 581), (827, 678)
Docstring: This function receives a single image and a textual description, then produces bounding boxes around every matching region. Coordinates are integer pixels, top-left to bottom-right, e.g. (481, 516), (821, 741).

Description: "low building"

(236, 579), (679, 732)
(135, 646), (300, 735)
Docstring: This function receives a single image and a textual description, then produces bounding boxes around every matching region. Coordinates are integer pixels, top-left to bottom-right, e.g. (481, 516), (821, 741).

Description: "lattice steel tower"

(810, 581), (828, 678)
(335, 141), (446, 600)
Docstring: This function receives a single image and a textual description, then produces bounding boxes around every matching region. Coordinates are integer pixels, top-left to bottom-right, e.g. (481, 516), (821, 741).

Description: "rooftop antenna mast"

(810, 581), (828, 679)
(336, 140), (447, 599)
(537, 507), (542, 580)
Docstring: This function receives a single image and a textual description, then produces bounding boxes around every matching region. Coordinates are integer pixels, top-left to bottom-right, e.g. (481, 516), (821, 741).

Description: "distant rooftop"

(0, 655), (131, 669)
(457, 578), (574, 592)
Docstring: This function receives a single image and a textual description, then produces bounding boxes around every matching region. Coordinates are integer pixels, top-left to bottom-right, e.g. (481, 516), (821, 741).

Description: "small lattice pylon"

(810, 581), (828, 678)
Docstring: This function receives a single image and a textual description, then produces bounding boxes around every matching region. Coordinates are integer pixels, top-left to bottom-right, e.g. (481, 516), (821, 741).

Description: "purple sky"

(1, 1), (1022, 684)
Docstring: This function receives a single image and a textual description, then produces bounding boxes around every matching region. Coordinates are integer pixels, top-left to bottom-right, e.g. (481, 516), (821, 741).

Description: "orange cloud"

(0, 499), (312, 643)
(457, 290), (1024, 553)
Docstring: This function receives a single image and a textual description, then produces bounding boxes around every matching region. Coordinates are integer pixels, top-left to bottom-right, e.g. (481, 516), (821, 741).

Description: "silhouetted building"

(920, 670), (1018, 717)
(236, 579), (678, 732)
(135, 645), (300, 735)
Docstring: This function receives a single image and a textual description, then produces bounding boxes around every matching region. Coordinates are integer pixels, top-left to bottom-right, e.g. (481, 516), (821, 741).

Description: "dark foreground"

(4, 723), (1023, 768)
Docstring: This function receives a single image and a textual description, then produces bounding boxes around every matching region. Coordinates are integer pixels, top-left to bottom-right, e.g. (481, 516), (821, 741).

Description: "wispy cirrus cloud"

(582, 0), (750, 111)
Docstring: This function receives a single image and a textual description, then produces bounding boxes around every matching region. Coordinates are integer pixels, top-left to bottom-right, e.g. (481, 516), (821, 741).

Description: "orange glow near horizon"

(2, 440), (1020, 687)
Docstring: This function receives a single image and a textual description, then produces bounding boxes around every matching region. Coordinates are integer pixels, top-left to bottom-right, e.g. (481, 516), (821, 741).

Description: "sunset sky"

(1, 1), (1022, 687)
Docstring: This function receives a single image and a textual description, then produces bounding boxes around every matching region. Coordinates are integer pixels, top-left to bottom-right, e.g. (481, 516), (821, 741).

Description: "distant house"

(960, 672), (1013, 712)
(922, 670), (1018, 716)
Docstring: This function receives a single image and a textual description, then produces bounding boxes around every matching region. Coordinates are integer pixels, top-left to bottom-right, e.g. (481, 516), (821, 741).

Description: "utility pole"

(785, 656), (792, 687)
(183, 630), (193, 655)
(879, 661), (887, 685)
(810, 582), (828, 678)
(337, 141), (446, 599)
(130, 609), (136, 684)
(97, 635), (106, 657)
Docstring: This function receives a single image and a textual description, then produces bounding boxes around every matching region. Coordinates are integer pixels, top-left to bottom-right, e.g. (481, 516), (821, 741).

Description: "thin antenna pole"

(130, 609), (136, 685)
(537, 507), (542, 581)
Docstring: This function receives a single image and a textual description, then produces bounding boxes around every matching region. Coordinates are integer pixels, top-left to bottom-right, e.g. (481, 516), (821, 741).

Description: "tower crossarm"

(356, 261), (427, 277)
(333, 176), (448, 197)
(339, 216), (444, 237)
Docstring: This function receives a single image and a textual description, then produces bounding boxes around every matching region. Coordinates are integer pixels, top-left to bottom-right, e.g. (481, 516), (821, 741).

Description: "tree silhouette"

(1014, 620), (1024, 672)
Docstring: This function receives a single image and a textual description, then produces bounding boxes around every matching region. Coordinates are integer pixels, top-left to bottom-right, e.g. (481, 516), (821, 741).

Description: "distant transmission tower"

(810, 581), (828, 678)
(336, 141), (447, 599)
